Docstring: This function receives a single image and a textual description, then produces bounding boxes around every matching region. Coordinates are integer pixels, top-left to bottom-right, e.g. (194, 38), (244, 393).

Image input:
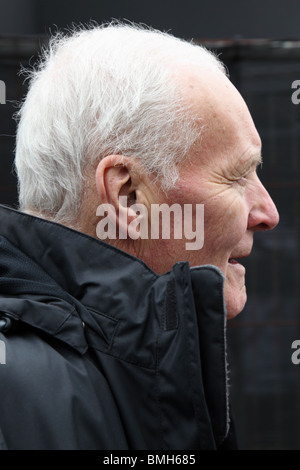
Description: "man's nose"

(248, 178), (279, 231)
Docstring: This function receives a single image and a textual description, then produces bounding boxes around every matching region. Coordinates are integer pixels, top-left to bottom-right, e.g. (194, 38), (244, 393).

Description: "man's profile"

(0, 22), (279, 450)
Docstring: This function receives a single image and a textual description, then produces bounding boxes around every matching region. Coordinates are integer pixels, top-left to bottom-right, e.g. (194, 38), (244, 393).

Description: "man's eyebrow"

(254, 153), (263, 166)
(243, 153), (263, 172)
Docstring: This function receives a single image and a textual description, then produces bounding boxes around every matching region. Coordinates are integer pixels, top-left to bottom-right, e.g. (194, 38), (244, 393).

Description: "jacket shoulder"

(0, 328), (127, 449)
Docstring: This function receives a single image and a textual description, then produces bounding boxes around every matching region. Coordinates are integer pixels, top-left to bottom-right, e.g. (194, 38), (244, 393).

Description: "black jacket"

(0, 205), (237, 450)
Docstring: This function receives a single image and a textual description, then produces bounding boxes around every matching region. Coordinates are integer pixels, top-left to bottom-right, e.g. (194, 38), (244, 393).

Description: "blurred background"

(0, 0), (299, 450)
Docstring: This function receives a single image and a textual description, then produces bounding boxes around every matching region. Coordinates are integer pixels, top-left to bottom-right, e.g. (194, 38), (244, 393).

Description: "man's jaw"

(225, 251), (251, 319)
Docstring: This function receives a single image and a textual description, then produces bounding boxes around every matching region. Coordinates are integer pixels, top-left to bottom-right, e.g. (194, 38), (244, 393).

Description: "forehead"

(179, 66), (262, 171)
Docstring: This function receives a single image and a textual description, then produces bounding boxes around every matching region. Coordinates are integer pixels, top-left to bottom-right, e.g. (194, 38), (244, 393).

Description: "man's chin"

(225, 287), (247, 320)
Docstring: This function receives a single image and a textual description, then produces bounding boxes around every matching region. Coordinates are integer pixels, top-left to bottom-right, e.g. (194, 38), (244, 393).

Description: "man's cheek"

(204, 207), (237, 250)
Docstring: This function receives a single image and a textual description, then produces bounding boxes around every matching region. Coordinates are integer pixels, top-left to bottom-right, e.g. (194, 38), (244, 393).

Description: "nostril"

(257, 222), (273, 231)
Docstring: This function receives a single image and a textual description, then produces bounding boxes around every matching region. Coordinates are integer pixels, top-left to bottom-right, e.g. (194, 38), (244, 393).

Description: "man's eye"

(237, 176), (247, 186)
(230, 175), (247, 187)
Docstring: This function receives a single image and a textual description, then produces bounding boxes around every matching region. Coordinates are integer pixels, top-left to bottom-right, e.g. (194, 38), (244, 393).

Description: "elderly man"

(0, 23), (278, 450)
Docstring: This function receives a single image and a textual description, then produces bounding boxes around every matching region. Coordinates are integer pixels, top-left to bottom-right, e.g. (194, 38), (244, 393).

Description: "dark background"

(0, 0), (300, 450)
(2, 0), (300, 39)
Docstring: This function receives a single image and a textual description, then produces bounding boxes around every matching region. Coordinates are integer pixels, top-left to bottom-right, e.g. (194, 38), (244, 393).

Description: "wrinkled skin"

(131, 68), (279, 318)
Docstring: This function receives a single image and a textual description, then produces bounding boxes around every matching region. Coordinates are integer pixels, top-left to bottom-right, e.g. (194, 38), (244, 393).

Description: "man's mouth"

(228, 253), (251, 265)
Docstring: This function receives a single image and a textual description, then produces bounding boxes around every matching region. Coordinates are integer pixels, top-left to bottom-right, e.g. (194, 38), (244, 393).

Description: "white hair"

(14, 21), (226, 224)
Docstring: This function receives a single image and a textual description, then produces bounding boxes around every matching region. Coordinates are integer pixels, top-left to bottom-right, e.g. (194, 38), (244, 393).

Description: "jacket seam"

(85, 345), (155, 370)
(52, 307), (77, 336)
(216, 273), (230, 442)
(83, 306), (119, 351)
(107, 319), (121, 352)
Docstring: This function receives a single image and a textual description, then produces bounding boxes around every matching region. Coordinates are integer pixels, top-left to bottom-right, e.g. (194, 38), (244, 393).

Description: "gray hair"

(14, 21), (226, 224)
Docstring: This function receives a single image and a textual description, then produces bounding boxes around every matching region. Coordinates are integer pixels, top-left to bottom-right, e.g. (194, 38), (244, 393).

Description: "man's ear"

(95, 155), (139, 238)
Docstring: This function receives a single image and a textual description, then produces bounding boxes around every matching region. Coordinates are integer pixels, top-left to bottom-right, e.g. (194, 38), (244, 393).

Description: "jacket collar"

(0, 204), (159, 308)
(0, 204), (227, 329)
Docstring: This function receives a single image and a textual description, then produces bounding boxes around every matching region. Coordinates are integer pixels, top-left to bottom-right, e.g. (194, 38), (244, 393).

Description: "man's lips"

(228, 252), (251, 265)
